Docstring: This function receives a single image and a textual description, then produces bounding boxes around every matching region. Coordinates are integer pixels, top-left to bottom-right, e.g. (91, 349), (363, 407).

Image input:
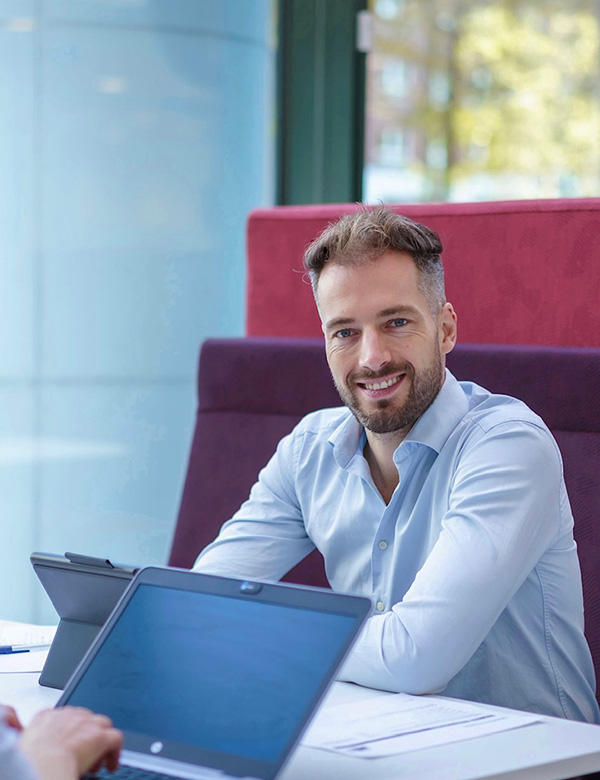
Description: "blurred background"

(363, 0), (600, 203)
(1, 0), (597, 623)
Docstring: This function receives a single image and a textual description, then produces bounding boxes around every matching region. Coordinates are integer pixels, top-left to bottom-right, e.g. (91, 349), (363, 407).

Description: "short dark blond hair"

(303, 207), (446, 312)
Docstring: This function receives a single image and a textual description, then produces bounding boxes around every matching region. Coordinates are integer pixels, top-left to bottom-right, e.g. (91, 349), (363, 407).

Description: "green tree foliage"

(455, 4), (600, 181)
(368, 0), (600, 200)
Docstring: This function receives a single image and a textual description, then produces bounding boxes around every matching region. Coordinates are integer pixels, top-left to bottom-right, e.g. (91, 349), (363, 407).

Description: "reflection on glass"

(364, 0), (600, 203)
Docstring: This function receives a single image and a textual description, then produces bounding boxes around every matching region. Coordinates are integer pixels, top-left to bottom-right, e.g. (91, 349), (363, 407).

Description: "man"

(194, 207), (599, 723)
(1, 704), (122, 779)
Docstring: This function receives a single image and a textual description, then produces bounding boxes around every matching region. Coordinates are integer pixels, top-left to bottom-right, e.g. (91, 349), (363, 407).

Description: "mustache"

(349, 362), (415, 384)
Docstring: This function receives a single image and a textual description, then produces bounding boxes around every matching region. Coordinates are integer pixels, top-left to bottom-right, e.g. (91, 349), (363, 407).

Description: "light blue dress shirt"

(194, 370), (599, 723)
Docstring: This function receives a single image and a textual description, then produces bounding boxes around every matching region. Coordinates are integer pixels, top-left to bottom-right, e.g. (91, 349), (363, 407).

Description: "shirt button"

(376, 601), (385, 612)
(378, 540), (388, 549)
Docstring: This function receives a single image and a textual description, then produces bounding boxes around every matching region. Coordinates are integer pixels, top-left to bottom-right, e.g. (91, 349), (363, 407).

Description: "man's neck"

(363, 427), (412, 504)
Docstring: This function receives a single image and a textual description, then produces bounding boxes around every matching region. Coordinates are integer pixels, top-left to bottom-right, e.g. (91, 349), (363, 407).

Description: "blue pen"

(0, 644), (51, 655)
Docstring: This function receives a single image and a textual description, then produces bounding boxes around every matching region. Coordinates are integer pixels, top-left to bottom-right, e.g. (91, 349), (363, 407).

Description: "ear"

(439, 302), (457, 355)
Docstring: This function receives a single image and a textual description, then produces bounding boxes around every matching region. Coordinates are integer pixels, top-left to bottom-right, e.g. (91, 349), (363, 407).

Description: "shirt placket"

(370, 443), (418, 614)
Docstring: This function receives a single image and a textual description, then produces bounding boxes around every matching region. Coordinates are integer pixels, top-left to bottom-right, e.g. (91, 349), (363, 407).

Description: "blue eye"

(336, 329), (354, 339)
(391, 318), (407, 327)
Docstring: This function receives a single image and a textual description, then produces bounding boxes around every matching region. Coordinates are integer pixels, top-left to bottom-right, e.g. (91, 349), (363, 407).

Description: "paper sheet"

(0, 649), (50, 674)
(0, 622), (56, 647)
(0, 621), (56, 674)
(303, 692), (539, 758)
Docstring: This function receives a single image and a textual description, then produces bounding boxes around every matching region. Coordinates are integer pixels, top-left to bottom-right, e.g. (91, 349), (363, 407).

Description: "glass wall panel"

(0, 0), (275, 622)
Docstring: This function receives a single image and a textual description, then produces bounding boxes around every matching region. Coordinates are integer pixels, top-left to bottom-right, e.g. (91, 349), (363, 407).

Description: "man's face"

(317, 250), (457, 437)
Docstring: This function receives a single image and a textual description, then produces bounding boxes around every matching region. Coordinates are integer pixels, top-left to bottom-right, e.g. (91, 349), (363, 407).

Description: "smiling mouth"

(356, 373), (405, 392)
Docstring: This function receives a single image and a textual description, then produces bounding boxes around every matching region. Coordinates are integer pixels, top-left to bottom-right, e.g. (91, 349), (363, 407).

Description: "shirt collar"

(329, 411), (365, 469)
(328, 368), (468, 467)
(404, 369), (469, 453)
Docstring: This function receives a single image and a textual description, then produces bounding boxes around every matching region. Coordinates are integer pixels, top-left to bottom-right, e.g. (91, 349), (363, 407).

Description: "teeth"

(364, 375), (401, 391)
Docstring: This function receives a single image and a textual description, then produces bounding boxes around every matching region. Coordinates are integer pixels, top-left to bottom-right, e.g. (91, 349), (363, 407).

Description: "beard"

(333, 348), (445, 435)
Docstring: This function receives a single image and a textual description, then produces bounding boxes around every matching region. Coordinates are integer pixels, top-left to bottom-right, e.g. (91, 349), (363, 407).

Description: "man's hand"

(18, 706), (123, 780)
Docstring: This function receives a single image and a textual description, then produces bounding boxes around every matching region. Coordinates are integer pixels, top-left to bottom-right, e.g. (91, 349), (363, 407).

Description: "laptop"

(31, 551), (138, 690)
(57, 565), (370, 780)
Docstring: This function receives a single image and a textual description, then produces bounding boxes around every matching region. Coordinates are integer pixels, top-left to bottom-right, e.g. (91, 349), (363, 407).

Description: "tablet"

(30, 551), (138, 689)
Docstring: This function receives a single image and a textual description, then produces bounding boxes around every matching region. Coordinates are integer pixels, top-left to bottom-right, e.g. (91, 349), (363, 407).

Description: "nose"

(358, 330), (391, 372)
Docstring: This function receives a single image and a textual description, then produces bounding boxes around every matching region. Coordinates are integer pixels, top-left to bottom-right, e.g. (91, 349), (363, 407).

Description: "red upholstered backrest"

(246, 199), (600, 347)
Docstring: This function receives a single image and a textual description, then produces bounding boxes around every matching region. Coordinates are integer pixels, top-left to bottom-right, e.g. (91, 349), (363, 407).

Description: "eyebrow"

(378, 305), (421, 319)
(324, 316), (355, 331)
(324, 305), (421, 332)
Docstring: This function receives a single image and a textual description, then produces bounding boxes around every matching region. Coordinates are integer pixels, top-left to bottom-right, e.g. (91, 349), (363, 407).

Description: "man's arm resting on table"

(339, 421), (564, 694)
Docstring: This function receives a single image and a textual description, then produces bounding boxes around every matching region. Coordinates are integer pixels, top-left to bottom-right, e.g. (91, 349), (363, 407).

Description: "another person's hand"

(18, 706), (122, 780)
(3, 704), (23, 731)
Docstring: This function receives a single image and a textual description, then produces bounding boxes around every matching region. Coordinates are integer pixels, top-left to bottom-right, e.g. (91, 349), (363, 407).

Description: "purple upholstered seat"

(170, 338), (336, 587)
(169, 337), (600, 700)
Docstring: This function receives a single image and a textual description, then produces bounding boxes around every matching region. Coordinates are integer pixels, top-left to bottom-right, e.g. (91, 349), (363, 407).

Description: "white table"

(2, 657), (600, 780)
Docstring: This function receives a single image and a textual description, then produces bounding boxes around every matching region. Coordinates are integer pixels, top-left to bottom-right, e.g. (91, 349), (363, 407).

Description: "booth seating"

(169, 337), (600, 700)
(170, 195), (600, 700)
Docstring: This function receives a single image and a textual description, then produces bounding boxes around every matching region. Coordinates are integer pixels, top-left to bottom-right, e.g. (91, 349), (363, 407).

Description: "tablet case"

(30, 551), (138, 689)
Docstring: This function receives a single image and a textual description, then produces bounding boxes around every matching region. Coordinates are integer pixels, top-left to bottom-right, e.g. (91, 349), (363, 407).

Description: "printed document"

(0, 620), (56, 674)
(0, 621), (56, 648)
(303, 692), (539, 758)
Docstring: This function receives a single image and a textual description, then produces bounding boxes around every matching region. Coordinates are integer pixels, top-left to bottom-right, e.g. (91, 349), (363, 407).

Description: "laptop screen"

(60, 574), (367, 778)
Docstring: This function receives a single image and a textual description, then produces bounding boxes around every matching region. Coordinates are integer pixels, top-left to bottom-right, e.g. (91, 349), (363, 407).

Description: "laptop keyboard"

(83, 769), (178, 780)
(83, 765), (235, 780)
